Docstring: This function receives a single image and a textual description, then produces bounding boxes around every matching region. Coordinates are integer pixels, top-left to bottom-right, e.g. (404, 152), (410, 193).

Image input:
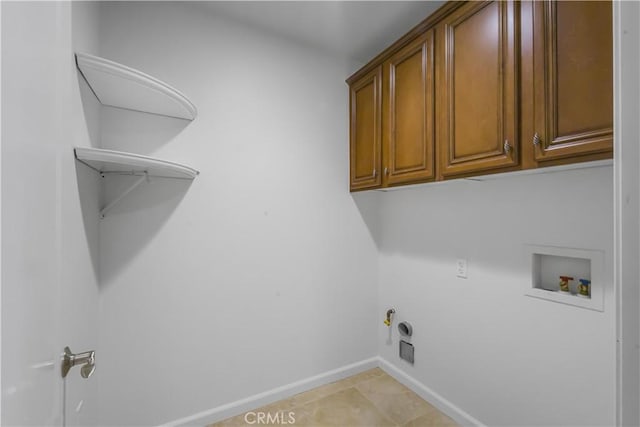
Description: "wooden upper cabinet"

(349, 66), (382, 190)
(383, 30), (435, 186)
(348, 0), (613, 192)
(531, 0), (613, 162)
(437, 1), (519, 178)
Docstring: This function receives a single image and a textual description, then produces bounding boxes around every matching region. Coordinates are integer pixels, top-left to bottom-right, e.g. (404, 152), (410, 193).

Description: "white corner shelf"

(75, 52), (197, 120)
(74, 147), (199, 218)
(75, 147), (199, 179)
(524, 244), (605, 312)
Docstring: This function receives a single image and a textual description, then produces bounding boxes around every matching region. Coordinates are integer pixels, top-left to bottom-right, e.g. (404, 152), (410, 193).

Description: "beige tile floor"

(211, 368), (458, 427)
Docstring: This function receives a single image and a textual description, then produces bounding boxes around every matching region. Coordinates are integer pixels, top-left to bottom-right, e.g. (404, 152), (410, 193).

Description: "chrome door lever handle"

(61, 346), (95, 379)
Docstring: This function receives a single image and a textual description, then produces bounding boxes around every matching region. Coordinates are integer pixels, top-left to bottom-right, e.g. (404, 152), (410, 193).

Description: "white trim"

(0, 0), (3, 421)
(378, 358), (485, 427)
(613, 0), (640, 425)
(157, 358), (379, 427)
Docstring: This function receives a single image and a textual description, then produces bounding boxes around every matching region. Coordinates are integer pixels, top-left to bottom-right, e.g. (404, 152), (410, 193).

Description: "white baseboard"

(158, 356), (481, 427)
(158, 357), (379, 427)
(377, 357), (485, 427)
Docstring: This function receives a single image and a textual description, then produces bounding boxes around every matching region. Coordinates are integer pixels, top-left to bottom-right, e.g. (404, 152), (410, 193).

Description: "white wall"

(373, 166), (616, 426)
(1, 1), (101, 425)
(94, 3), (378, 425)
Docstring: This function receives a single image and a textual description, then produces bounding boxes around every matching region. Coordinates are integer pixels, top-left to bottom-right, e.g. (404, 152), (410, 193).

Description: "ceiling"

(198, 1), (445, 64)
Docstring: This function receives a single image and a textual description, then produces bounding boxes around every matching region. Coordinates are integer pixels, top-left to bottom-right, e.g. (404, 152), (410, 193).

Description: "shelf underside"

(75, 52), (197, 120)
(74, 147), (199, 179)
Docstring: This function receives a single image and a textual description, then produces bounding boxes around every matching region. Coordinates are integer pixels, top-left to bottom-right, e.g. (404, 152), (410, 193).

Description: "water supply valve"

(384, 308), (395, 326)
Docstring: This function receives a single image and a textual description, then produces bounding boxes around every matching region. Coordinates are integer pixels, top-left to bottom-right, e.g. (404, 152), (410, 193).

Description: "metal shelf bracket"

(100, 172), (149, 219)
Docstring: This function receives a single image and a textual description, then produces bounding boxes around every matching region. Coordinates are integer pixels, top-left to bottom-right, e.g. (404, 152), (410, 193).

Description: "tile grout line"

(211, 368), (451, 427)
(283, 369), (388, 414)
(266, 370), (393, 426)
(353, 372), (442, 427)
(229, 369), (389, 425)
(349, 387), (400, 427)
(352, 373), (407, 426)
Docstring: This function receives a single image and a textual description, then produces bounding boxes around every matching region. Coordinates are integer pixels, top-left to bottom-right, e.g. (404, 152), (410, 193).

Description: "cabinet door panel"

(533, 0), (613, 161)
(438, 1), (518, 177)
(384, 30), (435, 185)
(350, 66), (382, 190)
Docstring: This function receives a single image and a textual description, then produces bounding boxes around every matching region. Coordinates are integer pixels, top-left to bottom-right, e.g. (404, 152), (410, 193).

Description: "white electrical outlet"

(456, 259), (468, 278)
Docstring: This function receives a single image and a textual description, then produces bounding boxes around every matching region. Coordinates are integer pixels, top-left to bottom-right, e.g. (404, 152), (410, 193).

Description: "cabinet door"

(532, 0), (613, 162)
(350, 66), (382, 190)
(383, 30), (435, 186)
(437, 1), (518, 178)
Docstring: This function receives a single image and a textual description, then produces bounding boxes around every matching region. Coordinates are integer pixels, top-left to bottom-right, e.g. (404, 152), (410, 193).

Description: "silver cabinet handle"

(504, 140), (512, 154)
(384, 167), (389, 176)
(372, 169), (377, 178)
(533, 133), (541, 146)
(61, 347), (95, 379)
